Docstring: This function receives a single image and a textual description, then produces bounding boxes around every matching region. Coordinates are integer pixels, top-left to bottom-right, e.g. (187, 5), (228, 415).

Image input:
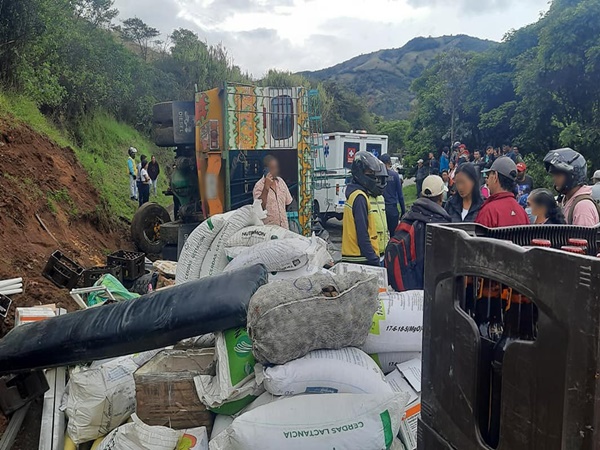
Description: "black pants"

(137, 181), (143, 207)
(416, 180), (423, 198)
(139, 183), (150, 206)
(386, 208), (400, 237)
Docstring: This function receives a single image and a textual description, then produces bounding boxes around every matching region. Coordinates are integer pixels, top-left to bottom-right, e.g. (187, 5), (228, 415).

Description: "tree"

(376, 120), (410, 155)
(72, 0), (118, 28)
(121, 17), (160, 61)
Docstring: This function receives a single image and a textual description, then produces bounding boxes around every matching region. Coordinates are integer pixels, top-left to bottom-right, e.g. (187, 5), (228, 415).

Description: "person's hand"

(264, 173), (274, 190)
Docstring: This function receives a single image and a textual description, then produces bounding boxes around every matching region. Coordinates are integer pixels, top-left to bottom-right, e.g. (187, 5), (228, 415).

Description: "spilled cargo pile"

(0, 201), (425, 450)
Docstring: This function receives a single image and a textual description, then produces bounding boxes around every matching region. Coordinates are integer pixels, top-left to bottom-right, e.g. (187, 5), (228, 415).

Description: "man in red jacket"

(477, 157), (529, 228)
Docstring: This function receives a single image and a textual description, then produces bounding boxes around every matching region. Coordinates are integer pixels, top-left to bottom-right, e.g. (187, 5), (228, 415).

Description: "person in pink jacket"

(544, 148), (600, 226)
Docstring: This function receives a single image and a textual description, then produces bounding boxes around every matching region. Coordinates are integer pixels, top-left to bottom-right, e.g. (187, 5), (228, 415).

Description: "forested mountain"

(404, 0), (600, 171)
(302, 35), (497, 119)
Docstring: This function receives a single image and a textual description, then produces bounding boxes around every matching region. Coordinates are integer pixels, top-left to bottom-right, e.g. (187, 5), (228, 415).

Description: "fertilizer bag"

(176, 211), (235, 284)
(247, 271), (379, 365)
(208, 392), (410, 450)
(224, 237), (311, 273)
(66, 352), (158, 444)
(362, 291), (424, 354)
(194, 327), (264, 415)
(256, 347), (393, 396)
(0, 265), (268, 374)
(200, 202), (266, 278)
(226, 225), (297, 247)
(96, 414), (208, 450)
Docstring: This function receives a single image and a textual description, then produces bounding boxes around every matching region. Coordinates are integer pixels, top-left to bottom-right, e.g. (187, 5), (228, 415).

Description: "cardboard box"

(385, 358), (422, 450)
(134, 348), (216, 431)
(332, 262), (388, 293)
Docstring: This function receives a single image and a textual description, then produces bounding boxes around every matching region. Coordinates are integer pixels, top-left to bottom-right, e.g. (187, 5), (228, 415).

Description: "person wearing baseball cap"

(476, 157), (529, 228)
(515, 161), (534, 201)
(386, 175), (451, 290)
(415, 159), (428, 199)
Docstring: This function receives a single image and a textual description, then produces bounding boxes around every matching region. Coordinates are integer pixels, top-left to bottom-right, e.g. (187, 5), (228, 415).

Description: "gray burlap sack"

(247, 271), (379, 365)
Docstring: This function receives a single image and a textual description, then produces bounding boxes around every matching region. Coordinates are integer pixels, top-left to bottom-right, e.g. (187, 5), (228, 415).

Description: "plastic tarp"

(0, 265), (268, 375)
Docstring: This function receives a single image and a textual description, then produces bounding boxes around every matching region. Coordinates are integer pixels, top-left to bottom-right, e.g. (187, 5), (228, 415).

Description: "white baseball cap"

(422, 175), (448, 198)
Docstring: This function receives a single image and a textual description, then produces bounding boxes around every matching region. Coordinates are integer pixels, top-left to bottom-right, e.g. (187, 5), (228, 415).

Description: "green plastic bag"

(87, 274), (140, 306)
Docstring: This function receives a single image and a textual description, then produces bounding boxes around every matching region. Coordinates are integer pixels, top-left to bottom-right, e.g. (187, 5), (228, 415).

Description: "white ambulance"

(313, 132), (389, 222)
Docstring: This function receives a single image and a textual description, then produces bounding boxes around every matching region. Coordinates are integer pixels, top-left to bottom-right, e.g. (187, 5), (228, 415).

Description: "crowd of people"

(127, 147), (161, 207)
(339, 145), (600, 291)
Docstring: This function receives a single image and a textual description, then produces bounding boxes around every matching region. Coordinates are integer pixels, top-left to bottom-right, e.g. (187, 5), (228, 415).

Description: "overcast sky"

(113, 0), (549, 77)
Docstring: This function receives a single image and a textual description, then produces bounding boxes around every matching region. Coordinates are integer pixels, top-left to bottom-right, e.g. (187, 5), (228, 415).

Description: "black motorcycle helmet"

(352, 151), (388, 197)
(543, 148), (587, 194)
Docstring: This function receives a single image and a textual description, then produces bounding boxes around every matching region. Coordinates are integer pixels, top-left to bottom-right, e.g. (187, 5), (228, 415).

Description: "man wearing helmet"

(544, 148), (600, 226)
(342, 151), (389, 266)
(127, 147), (138, 201)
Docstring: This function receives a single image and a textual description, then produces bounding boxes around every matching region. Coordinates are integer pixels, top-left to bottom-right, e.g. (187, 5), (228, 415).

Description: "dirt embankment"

(0, 118), (131, 336)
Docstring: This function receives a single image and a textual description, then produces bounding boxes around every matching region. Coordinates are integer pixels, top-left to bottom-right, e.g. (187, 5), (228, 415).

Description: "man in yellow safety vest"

(342, 151), (389, 266)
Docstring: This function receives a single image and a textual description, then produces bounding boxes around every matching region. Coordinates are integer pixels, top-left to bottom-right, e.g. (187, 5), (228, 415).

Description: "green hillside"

(302, 35), (497, 119)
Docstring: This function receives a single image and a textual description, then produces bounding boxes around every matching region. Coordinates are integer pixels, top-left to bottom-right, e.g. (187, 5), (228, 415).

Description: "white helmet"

(128, 147), (138, 157)
(593, 170), (600, 182)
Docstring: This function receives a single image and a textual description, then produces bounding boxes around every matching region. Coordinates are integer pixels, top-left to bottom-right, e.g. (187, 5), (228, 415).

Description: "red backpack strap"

(397, 222), (416, 261)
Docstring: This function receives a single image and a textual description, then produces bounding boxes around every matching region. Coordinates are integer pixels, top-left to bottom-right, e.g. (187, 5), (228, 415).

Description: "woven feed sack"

(96, 414), (208, 450)
(176, 211), (235, 285)
(211, 393), (281, 440)
(200, 201), (266, 278)
(65, 351), (160, 444)
(226, 225), (298, 248)
(256, 347), (393, 396)
(362, 291), (424, 354)
(194, 327), (264, 416)
(208, 392), (410, 450)
(224, 237), (311, 273)
(370, 352), (423, 375)
(247, 271), (379, 365)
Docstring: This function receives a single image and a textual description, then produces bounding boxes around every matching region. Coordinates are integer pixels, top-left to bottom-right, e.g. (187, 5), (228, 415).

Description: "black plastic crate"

(81, 265), (123, 287)
(42, 250), (84, 289)
(419, 223), (600, 450)
(0, 371), (49, 415)
(107, 250), (145, 281)
(445, 222), (600, 255)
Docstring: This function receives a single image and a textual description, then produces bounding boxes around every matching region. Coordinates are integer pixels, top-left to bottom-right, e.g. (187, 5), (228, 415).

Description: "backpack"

(384, 219), (428, 292)
(567, 195), (600, 225)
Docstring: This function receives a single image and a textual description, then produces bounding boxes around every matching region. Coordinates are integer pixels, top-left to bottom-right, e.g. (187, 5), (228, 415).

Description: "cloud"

(406, 0), (519, 13)
(112, 0), (549, 75)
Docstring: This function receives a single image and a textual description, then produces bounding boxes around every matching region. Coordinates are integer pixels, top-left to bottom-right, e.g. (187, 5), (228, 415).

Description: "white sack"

(371, 352), (423, 375)
(208, 392), (409, 450)
(267, 265), (329, 282)
(256, 348), (393, 396)
(66, 351), (160, 444)
(200, 201), (266, 278)
(226, 225), (297, 248)
(211, 393), (280, 440)
(224, 237), (311, 273)
(97, 414), (208, 450)
(362, 291), (424, 354)
(176, 211), (235, 285)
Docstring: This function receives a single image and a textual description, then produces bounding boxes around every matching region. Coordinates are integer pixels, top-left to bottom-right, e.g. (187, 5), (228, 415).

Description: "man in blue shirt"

(380, 154), (406, 236)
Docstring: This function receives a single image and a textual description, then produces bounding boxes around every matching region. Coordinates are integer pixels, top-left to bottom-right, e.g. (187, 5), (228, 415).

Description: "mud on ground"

(0, 118), (132, 444)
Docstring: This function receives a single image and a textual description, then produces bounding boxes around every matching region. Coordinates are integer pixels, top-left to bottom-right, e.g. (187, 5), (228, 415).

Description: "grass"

(403, 184), (418, 208)
(0, 92), (173, 222)
(47, 188), (78, 217)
